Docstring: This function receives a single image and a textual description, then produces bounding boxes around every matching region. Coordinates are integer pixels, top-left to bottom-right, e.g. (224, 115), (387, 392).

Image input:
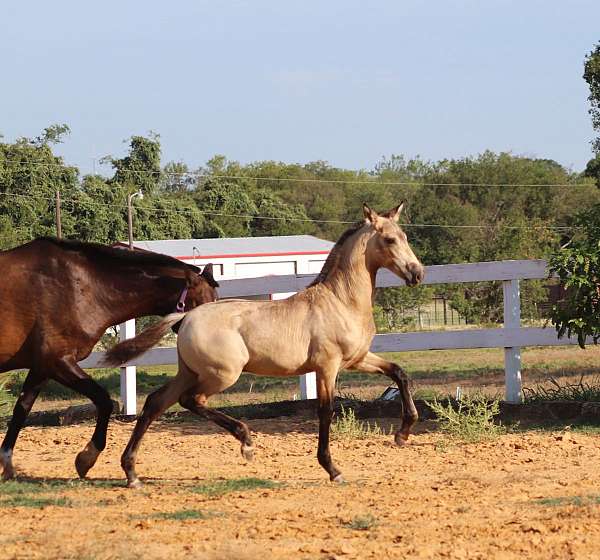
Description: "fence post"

(119, 319), (137, 415)
(503, 279), (522, 403)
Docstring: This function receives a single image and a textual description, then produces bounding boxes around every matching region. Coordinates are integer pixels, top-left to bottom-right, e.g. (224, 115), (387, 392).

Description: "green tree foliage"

(584, 42), (600, 156)
(0, 124), (79, 245)
(549, 203), (600, 347)
(374, 286), (434, 332)
(103, 133), (161, 195)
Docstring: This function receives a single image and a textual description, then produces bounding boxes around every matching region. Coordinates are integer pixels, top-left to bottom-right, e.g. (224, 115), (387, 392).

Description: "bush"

(524, 376), (600, 402)
(427, 393), (503, 441)
(331, 404), (385, 439)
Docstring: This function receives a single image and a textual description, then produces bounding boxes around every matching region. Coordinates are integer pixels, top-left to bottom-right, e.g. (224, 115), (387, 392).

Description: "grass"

(331, 405), (386, 440)
(0, 480), (72, 508)
(190, 477), (279, 497)
(2, 495), (72, 508)
(427, 393), (503, 442)
(0, 479), (71, 495)
(524, 376), (600, 403)
(5, 368), (174, 401)
(2, 344), (598, 416)
(151, 509), (222, 521)
(342, 514), (379, 530)
(534, 495), (600, 507)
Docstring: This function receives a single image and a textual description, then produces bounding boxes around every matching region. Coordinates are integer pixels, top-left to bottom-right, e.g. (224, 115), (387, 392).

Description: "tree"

(549, 203), (600, 347)
(584, 42), (600, 156)
(374, 286), (434, 332)
(103, 133), (161, 195)
(251, 190), (313, 236)
(0, 126), (79, 248)
(549, 44), (600, 347)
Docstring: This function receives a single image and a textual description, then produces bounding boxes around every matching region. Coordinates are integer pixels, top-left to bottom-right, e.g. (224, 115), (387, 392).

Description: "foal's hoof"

(241, 444), (255, 462)
(331, 473), (345, 484)
(127, 478), (143, 490)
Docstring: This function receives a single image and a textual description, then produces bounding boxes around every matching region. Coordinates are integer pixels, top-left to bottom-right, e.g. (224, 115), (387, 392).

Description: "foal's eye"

(384, 237), (396, 245)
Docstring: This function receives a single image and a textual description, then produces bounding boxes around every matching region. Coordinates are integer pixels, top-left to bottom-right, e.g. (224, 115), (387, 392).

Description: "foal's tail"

(101, 313), (187, 367)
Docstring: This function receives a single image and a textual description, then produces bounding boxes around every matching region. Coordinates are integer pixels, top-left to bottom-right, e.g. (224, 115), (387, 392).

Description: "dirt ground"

(2, 416), (600, 560)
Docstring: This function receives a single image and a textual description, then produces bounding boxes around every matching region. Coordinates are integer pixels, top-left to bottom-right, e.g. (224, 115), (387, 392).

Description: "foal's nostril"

(408, 263), (424, 285)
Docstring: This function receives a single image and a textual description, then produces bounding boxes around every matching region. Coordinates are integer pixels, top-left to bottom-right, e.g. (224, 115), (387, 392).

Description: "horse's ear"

(383, 202), (405, 223)
(201, 263), (219, 288)
(363, 203), (379, 224)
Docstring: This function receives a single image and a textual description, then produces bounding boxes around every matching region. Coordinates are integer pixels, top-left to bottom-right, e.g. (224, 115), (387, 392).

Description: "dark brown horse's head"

(184, 263), (219, 310)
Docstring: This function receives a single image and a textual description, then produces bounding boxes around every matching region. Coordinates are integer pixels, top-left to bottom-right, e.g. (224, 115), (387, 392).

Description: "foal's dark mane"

(309, 221), (365, 286)
(39, 237), (199, 273)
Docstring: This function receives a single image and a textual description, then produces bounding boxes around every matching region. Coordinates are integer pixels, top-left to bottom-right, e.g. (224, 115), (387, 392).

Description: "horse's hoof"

(1, 467), (15, 481)
(127, 478), (143, 489)
(75, 442), (100, 478)
(241, 444), (254, 462)
(332, 473), (345, 484)
(394, 432), (409, 447)
(0, 451), (14, 481)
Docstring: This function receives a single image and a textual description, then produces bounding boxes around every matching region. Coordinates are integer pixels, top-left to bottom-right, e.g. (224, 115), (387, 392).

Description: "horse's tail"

(101, 312), (186, 367)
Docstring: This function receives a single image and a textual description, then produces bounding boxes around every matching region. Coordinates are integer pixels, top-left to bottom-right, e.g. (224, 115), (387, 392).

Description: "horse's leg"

(351, 352), (418, 445)
(316, 364), (343, 482)
(121, 376), (191, 488)
(178, 390), (254, 460)
(52, 357), (115, 478)
(0, 369), (47, 480)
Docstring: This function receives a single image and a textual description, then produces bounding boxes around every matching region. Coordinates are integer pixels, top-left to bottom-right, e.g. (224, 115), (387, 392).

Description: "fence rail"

(79, 259), (587, 411)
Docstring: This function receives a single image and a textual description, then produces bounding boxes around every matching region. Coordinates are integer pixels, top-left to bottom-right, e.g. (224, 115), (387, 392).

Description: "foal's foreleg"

(53, 357), (115, 478)
(0, 369), (46, 480)
(351, 352), (418, 444)
(179, 391), (254, 460)
(316, 365), (343, 482)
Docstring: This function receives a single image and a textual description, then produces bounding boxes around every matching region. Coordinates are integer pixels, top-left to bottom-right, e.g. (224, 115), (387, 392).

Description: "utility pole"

(127, 190), (144, 249)
(55, 191), (62, 239)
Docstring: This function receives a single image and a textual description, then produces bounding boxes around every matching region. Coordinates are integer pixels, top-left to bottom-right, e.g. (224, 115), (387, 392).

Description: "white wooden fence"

(79, 259), (584, 412)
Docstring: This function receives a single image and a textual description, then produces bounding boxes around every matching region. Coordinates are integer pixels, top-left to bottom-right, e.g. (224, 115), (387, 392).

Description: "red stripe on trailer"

(175, 250), (330, 260)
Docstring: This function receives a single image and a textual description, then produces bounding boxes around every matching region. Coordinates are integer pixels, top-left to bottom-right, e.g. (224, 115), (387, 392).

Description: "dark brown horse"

(0, 237), (218, 480)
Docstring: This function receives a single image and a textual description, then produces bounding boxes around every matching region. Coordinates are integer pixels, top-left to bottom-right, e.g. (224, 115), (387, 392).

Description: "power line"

(0, 190), (577, 231)
(0, 159), (592, 188)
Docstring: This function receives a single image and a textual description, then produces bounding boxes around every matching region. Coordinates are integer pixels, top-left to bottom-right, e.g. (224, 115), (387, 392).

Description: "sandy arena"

(1, 416), (600, 560)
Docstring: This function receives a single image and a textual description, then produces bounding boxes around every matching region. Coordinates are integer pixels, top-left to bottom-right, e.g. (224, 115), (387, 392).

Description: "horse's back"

(176, 297), (316, 377)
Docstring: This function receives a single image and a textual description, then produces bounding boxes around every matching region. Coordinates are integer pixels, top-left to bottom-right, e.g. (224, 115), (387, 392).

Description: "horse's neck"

(321, 230), (377, 313)
(96, 265), (183, 324)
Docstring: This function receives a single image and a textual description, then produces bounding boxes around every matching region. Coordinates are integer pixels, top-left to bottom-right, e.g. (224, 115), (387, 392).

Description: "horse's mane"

(38, 237), (199, 273)
(309, 221), (365, 286)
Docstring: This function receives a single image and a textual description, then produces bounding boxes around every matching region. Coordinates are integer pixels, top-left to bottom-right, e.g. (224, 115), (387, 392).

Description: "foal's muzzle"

(405, 262), (425, 286)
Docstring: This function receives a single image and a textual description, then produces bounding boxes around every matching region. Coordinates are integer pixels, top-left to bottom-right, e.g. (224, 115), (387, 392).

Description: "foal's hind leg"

(178, 390), (254, 461)
(351, 352), (418, 445)
(121, 376), (192, 488)
(52, 357), (115, 478)
(0, 369), (47, 480)
(316, 363), (344, 482)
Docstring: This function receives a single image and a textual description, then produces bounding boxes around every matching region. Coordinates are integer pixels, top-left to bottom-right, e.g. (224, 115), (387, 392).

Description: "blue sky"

(1, 0), (599, 175)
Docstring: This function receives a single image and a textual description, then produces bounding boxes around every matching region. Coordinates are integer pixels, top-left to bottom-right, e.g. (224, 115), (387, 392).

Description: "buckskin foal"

(0, 237), (218, 480)
(104, 204), (424, 486)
